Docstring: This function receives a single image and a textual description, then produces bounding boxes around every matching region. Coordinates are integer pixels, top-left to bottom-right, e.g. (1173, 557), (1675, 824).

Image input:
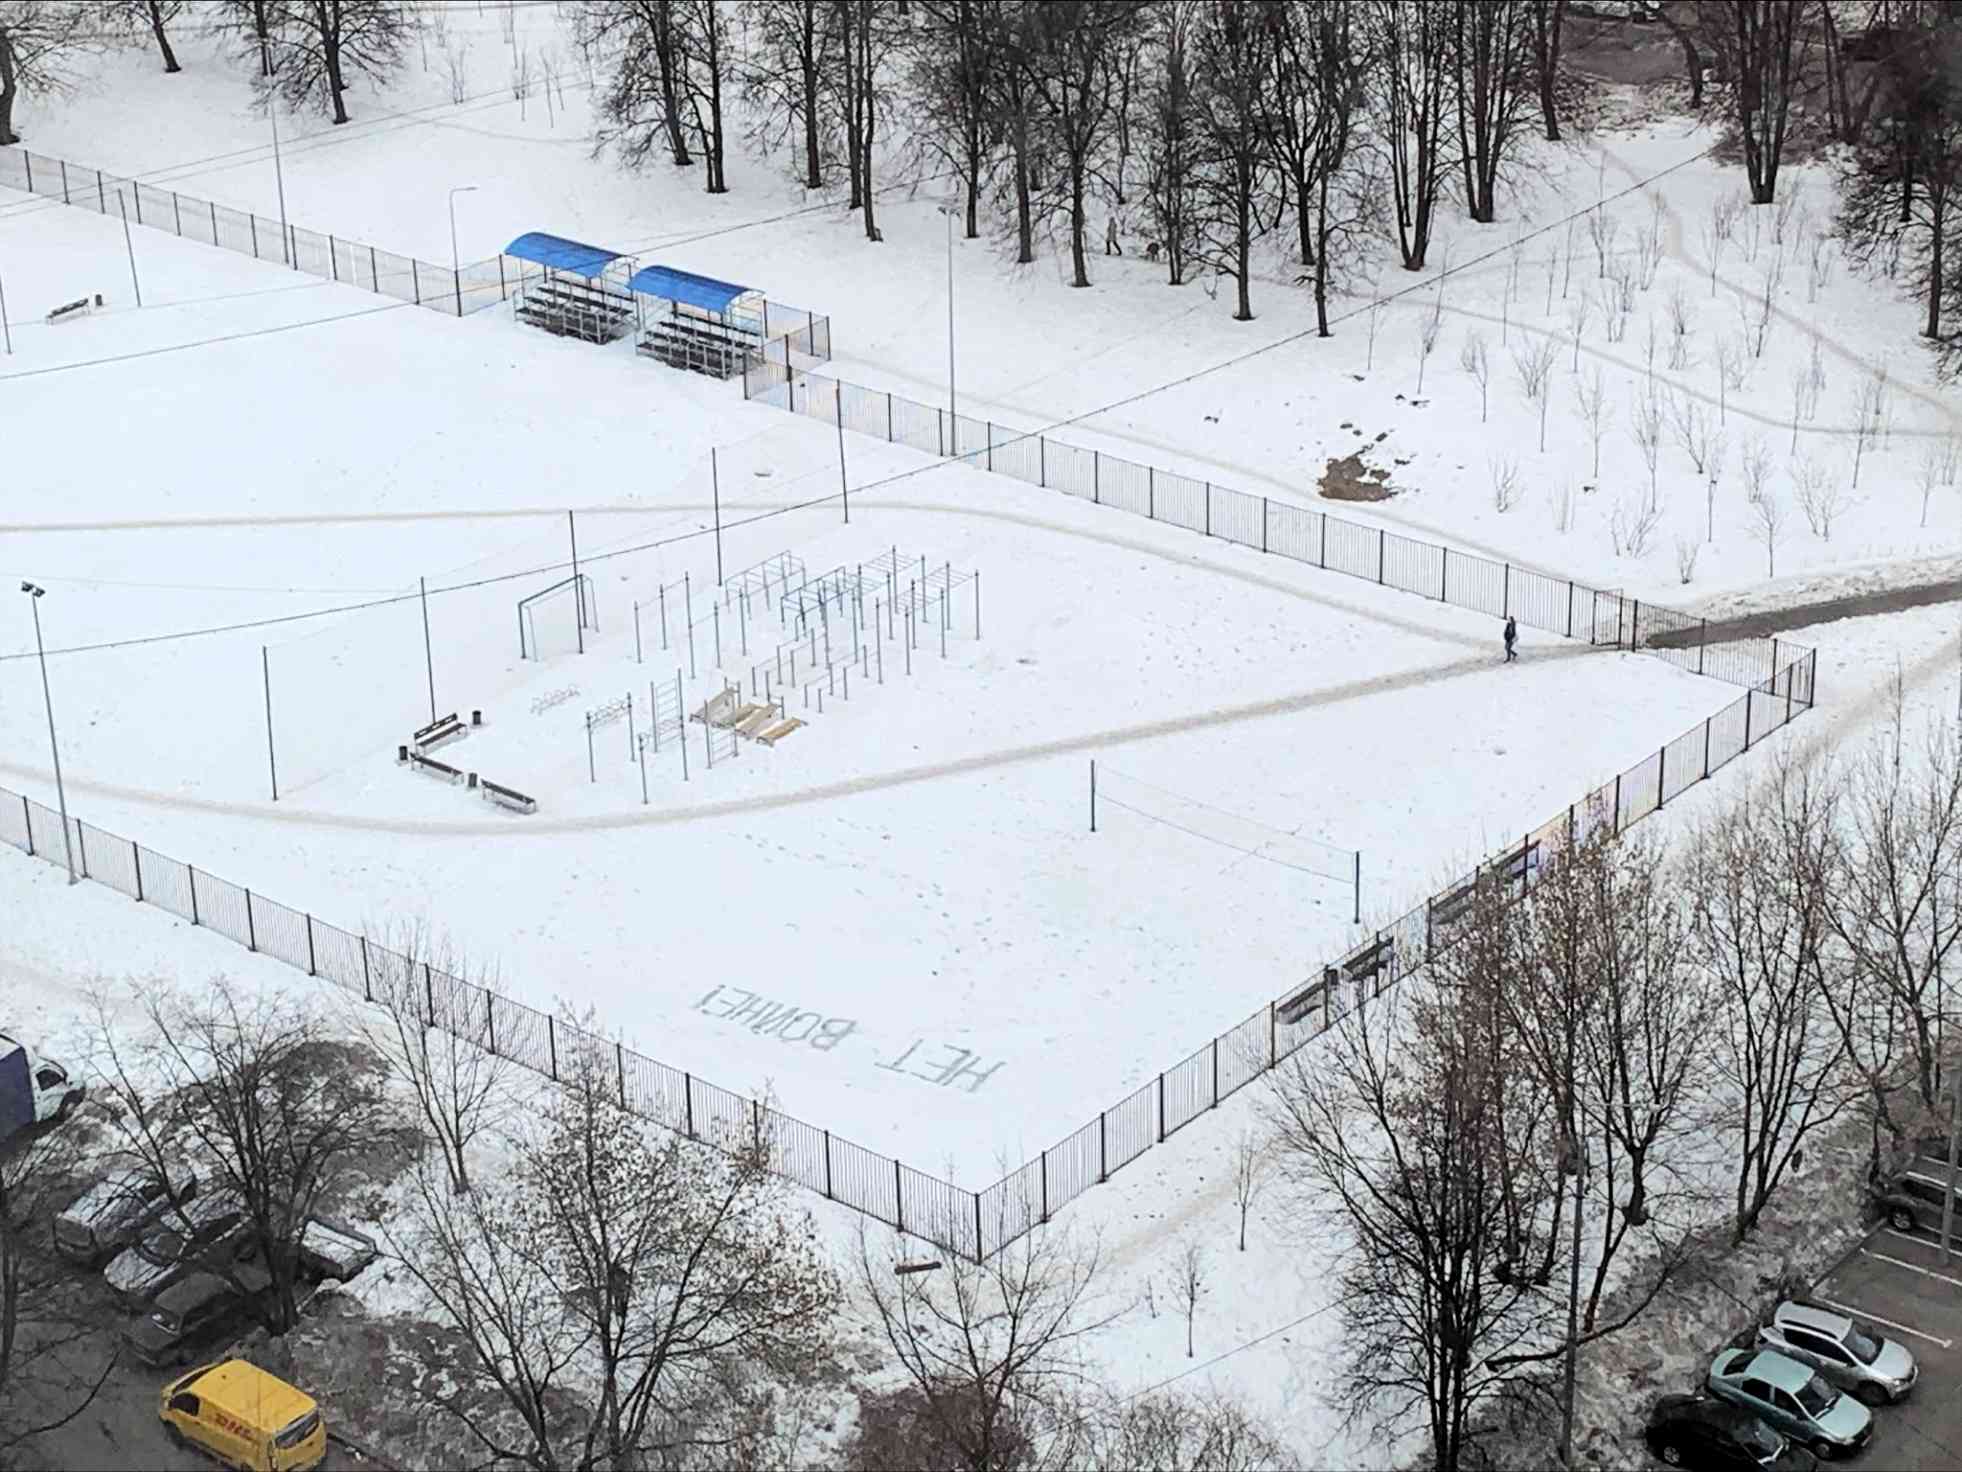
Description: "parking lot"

(1813, 1219), (1962, 1469)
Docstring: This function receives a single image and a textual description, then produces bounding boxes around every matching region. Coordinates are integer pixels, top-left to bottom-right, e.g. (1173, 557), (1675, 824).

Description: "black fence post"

(245, 890), (257, 951)
(1262, 498), (1269, 553)
(1318, 513), (1327, 568)
(685, 1073), (696, 1136)
(132, 842), (143, 902)
(305, 914), (316, 976)
(412, 259), (422, 306)
(1612, 774), (1623, 835)
(547, 1015), (558, 1080)
(1657, 745), (1667, 811)
(1567, 582), (1575, 638)
(173, 193), (181, 235)
(886, 391), (893, 443)
(1040, 437), (1048, 488)
(76, 824), (87, 879)
(616, 1042), (627, 1107)
(1703, 717), (1713, 779)
(1099, 1111), (1107, 1182)
(1093, 450), (1101, 504)
(1698, 618), (1709, 676)
(895, 1160), (905, 1232)
(1377, 528), (1386, 584)
(189, 867), (200, 925)
(1040, 1151), (1049, 1223)
(1440, 547), (1448, 601)
(1204, 482), (1211, 536)
(1148, 465), (1155, 520)
(1211, 1038), (1219, 1108)
(1744, 689), (1755, 749)
(973, 1190), (983, 1258)
(1503, 563), (1511, 616)
(823, 1128), (833, 1196)
(424, 964), (435, 1026)
(486, 990), (496, 1054)
(360, 936), (371, 1001)
(369, 245), (379, 291)
(1157, 1072), (1166, 1143)
(20, 796), (30, 856)
(1269, 1001), (1276, 1067)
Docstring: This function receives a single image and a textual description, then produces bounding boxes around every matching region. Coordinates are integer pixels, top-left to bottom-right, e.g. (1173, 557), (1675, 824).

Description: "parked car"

(1759, 1301), (1917, 1406)
(52, 1161), (199, 1265)
(1707, 1348), (1873, 1460)
(103, 1193), (254, 1308)
(121, 1266), (269, 1368)
(1872, 1165), (1961, 1235)
(0, 1033), (84, 1143)
(1644, 1393), (1818, 1469)
(159, 1358), (326, 1471)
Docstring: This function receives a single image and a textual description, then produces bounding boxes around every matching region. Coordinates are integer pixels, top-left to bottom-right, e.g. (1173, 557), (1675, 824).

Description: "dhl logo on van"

(207, 1408), (254, 1440)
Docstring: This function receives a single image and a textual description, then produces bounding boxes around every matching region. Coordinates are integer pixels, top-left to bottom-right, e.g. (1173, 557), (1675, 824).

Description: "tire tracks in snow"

(0, 646), (1596, 839)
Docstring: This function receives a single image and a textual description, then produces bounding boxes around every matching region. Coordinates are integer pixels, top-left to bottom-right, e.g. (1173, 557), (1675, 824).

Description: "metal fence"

(0, 145), (509, 318)
(743, 363), (1812, 701)
(0, 638), (1816, 1261)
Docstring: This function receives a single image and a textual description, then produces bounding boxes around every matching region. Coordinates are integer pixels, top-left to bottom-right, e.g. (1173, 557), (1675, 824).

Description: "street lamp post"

(449, 186), (479, 317)
(20, 583), (77, 886)
(269, 91), (290, 267)
(937, 203), (957, 445)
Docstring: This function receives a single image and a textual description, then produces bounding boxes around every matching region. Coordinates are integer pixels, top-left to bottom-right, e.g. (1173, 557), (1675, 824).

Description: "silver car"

(53, 1160), (198, 1264)
(1708, 1347), (1873, 1460)
(1759, 1300), (1918, 1406)
(102, 1192), (248, 1308)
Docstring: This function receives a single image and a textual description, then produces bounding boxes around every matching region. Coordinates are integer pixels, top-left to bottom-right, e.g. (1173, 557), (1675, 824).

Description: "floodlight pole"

(116, 191), (142, 308)
(836, 382), (850, 524)
(711, 448), (724, 585)
(568, 511), (583, 654)
(270, 91), (291, 267)
(21, 585), (77, 885)
(419, 577), (436, 722)
(448, 185), (478, 314)
(0, 267), (12, 355)
(939, 204), (957, 432)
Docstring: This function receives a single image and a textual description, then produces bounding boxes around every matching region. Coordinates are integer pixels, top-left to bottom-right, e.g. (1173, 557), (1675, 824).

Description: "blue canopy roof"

(627, 264), (755, 314)
(503, 231), (623, 279)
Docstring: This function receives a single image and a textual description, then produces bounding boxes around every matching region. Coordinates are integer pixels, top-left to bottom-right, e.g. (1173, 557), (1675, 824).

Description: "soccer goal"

(518, 574), (598, 660)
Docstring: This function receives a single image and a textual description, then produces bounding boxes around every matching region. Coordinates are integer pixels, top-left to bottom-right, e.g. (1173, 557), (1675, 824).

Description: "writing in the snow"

(694, 986), (1005, 1094)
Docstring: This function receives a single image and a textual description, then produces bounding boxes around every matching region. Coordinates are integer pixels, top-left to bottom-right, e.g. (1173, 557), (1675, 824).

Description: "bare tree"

(348, 926), (513, 1196)
(1609, 492), (1662, 559)
(1189, 0), (1275, 320)
(1703, 1), (1814, 203)
(1666, 389), (1716, 477)
(1585, 205), (1619, 280)
(1276, 0), (1371, 337)
(1267, 960), (1552, 1472)
(1512, 335), (1557, 451)
(1028, 1), (1148, 288)
(1460, 329), (1491, 420)
(749, 0), (839, 193)
(1083, 1388), (1296, 1472)
(1489, 453), (1522, 511)
(440, 30), (470, 104)
(1630, 386), (1664, 503)
(1701, 191), (1744, 298)
(1416, 300), (1443, 391)
(85, 977), (396, 1333)
(857, 1209), (1116, 1472)
(1748, 483), (1786, 574)
(1918, 438), (1957, 527)
(1690, 756), (1855, 1243)
(1230, 1127), (1266, 1251)
(264, 0), (415, 125)
(1675, 535), (1701, 583)
(216, 0), (285, 78)
(1793, 453), (1852, 539)
(1565, 289), (1593, 370)
(1371, 0), (1454, 270)
(1174, 1237), (1207, 1358)
(0, 0), (96, 145)
(396, 1030), (840, 1469)
(0, 1131), (115, 1458)
(1527, 0), (1570, 141)
(1574, 364), (1611, 478)
(1740, 432), (1772, 505)
(1140, 0), (1197, 285)
(1852, 368), (1889, 489)
(1452, 0), (1538, 223)
(108, 0), (184, 74)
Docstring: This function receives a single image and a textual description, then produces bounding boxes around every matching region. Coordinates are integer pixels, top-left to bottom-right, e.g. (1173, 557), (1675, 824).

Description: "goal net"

(518, 574), (598, 661)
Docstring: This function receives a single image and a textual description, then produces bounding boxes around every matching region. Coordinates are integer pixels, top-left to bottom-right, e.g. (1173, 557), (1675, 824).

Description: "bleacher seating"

(515, 277), (634, 345)
(637, 312), (764, 379)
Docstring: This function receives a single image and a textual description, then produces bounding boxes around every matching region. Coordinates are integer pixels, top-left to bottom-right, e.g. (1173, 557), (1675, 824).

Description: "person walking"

(1503, 614), (1519, 662)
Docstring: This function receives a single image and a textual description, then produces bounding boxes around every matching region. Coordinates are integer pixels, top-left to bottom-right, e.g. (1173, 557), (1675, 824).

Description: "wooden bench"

(479, 778), (537, 815)
(406, 751), (464, 784)
(414, 712), (465, 751)
(733, 706), (779, 739)
(46, 296), (97, 325)
(692, 689), (743, 728)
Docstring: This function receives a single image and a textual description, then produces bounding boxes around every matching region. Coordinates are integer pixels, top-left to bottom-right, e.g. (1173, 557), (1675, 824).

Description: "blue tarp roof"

(503, 231), (623, 278)
(627, 264), (755, 314)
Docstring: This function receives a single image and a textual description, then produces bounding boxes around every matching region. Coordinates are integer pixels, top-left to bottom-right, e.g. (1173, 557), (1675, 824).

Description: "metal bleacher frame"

(504, 232), (637, 346)
(628, 265), (767, 380)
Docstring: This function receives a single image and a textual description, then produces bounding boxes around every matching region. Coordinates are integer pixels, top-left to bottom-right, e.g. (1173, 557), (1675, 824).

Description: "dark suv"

(1645, 1393), (1818, 1470)
(1872, 1166), (1961, 1235)
(121, 1267), (270, 1368)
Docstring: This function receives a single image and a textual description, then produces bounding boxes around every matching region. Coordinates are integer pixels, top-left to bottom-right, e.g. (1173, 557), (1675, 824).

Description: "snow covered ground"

(4, 11), (1957, 1467)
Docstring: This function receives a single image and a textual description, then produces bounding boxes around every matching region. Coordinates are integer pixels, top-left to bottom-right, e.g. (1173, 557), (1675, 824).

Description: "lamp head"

(20, 582), (42, 598)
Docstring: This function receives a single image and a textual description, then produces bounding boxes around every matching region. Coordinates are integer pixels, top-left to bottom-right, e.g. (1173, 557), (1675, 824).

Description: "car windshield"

(275, 1410), (321, 1449)
(1844, 1326), (1882, 1363)
(1794, 1375), (1835, 1417)
(140, 1230), (185, 1264)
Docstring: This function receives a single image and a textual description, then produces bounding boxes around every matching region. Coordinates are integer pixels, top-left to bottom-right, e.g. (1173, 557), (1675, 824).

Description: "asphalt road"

(1813, 1222), (1962, 1471)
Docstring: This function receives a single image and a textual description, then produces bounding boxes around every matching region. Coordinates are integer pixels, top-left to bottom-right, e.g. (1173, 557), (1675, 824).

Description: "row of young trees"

(1275, 699), (1962, 1470)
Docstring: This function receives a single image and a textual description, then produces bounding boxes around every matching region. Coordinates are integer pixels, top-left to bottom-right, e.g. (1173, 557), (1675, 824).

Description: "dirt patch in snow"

(1319, 449), (1396, 502)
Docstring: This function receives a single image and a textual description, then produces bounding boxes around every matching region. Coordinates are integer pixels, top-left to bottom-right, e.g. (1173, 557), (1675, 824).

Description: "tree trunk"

(1234, 179), (1252, 320)
(1069, 161), (1089, 286)
(1533, 0), (1566, 141)
(705, 27), (726, 192)
(0, 28), (19, 147)
(147, 1), (182, 73)
(1012, 126), (1034, 263)
(801, 28), (822, 189)
(964, 122), (981, 237)
(324, 27), (349, 124)
(1926, 189), (1945, 341)
(857, 11), (879, 242)
(656, 5), (692, 166)
(1293, 168), (1314, 267)
(1313, 175), (1333, 337)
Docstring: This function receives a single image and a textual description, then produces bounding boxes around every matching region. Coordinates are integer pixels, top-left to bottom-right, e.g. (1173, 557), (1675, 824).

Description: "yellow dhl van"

(158, 1358), (326, 1471)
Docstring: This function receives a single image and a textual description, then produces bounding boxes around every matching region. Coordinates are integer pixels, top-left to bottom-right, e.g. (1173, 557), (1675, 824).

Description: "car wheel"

(1854, 1382), (1888, 1407)
(1889, 1206), (1917, 1232)
(1656, 1443), (1686, 1467)
(54, 1091), (80, 1122)
(1814, 1438), (1839, 1462)
(163, 1423), (185, 1448)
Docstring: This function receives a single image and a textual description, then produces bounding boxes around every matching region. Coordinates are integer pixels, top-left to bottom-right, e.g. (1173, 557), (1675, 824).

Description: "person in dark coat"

(1503, 615), (1519, 662)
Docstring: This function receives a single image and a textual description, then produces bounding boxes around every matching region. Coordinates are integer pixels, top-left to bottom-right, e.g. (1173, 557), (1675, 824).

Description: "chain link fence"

(0, 144), (508, 318)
